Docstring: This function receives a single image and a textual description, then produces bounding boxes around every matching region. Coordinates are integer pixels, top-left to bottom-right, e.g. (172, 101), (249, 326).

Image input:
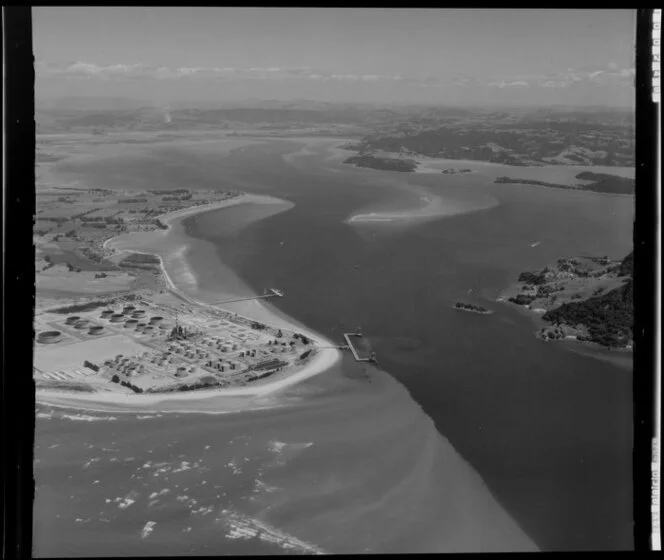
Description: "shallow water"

(35, 359), (537, 555)
(35, 137), (633, 554)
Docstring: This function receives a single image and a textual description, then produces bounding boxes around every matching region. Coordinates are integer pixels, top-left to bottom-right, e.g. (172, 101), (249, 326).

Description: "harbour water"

(35, 138), (633, 554)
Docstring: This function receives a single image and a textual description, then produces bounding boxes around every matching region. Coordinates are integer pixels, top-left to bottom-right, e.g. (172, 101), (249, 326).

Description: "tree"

(111, 374), (120, 383)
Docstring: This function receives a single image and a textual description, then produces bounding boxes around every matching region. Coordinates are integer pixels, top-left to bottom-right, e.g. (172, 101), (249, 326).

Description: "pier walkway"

(212, 289), (284, 306)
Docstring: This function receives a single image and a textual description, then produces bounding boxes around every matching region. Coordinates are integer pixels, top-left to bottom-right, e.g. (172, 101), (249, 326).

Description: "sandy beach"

(38, 194), (342, 413)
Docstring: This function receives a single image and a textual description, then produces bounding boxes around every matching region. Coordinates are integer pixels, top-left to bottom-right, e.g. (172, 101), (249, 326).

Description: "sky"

(33, 8), (636, 107)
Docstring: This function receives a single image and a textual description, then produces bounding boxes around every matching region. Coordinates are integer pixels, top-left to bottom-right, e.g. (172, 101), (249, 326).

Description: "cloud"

(541, 80), (571, 89)
(451, 74), (482, 87)
(491, 63), (635, 90)
(487, 80), (530, 88)
(35, 60), (635, 91)
(35, 60), (409, 86)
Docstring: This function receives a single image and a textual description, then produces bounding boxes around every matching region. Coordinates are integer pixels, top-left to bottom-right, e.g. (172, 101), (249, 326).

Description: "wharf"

(343, 333), (374, 362)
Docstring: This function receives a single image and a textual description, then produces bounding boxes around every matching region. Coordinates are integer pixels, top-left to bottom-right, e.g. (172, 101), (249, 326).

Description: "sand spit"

(346, 189), (498, 225)
(38, 195), (342, 413)
(103, 193), (285, 253)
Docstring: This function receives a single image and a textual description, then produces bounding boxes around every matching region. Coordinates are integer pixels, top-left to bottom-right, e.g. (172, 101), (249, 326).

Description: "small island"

(343, 154), (418, 172)
(441, 168), (472, 175)
(453, 302), (493, 315)
(494, 176), (580, 190)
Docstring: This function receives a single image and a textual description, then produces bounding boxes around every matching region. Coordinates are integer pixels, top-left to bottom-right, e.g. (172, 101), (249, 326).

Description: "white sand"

(346, 188), (498, 225)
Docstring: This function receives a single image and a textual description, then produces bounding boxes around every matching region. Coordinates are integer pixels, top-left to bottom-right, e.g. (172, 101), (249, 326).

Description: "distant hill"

(36, 96), (151, 111)
(338, 104), (634, 167)
(33, 99), (636, 164)
(35, 101), (403, 134)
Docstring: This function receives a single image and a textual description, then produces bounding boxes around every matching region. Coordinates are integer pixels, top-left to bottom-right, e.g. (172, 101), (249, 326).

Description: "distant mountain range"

(35, 97), (635, 168)
(36, 96), (152, 111)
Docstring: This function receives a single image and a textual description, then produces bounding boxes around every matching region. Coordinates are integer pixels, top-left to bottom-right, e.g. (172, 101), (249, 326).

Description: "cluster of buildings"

(34, 295), (311, 393)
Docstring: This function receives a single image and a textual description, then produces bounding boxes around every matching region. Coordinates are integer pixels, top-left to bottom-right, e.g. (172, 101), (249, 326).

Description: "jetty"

(212, 288), (284, 306)
(342, 327), (376, 363)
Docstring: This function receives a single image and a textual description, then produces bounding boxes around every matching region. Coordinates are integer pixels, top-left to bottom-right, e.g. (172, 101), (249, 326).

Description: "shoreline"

(495, 292), (633, 367)
(38, 196), (343, 413)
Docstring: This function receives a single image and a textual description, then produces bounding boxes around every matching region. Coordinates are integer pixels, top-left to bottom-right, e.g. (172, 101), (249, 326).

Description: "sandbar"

(346, 187), (498, 225)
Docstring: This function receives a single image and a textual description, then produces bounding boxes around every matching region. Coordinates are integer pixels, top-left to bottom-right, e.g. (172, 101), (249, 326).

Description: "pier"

(343, 331), (376, 363)
(212, 288), (284, 306)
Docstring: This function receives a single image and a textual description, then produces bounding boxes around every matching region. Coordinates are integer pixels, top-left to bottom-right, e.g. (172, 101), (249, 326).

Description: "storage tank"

(110, 314), (124, 323)
(122, 305), (136, 315)
(149, 316), (163, 324)
(74, 319), (90, 329)
(100, 309), (114, 318)
(131, 310), (146, 319)
(124, 319), (138, 328)
(65, 316), (81, 325)
(37, 330), (62, 344)
(88, 325), (104, 336)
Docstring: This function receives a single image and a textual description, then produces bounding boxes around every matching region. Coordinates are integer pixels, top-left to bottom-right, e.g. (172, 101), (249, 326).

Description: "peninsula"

(34, 185), (342, 412)
(499, 252), (633, 349)
(494, 172), (634, 194)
